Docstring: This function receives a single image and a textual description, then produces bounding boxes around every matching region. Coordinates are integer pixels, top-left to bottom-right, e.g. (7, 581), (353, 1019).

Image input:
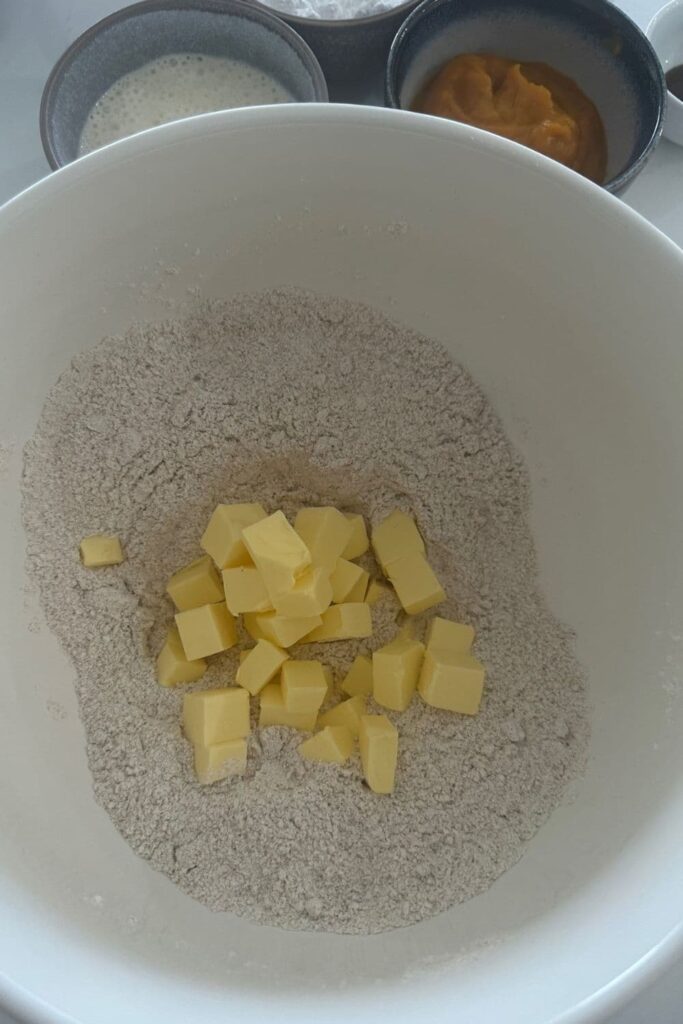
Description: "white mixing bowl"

(0, 106), (682, 1024)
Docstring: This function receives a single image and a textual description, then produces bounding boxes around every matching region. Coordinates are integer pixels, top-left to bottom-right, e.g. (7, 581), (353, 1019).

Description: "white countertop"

(0, 2), (682, 1022)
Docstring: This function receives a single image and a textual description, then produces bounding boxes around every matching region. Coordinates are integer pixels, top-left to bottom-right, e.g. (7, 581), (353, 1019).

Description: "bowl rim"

(38, 0), (329, 170)
(384, 0), (666, 194)
(248, 0), (419, 31)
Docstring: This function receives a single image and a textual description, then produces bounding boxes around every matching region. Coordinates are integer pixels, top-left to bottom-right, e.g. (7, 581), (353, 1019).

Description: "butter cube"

(200, 503), (267, 569)
(238, 650), (249, 664)
(340, 654), (373, 697)
(329, 558), (369, 604)
(359, 715), (398, 794)
(319, 694), (366, 738)
(342, 513), (369, 560)
(175, 601), (237, 660)
(79, 534), (124, 567)
(322, 664), (334, 697)
(427, 617), (474, 655)
(418, 650), (485, 714)
(193, 738), (247, 784)
(281, 660), (328, 713)
(243, 510), (312, 599)
(273, 566), (332, 617)
(244, 610), (322, 648)
(373, 635), (424, 711)
(386, 553), (446, 615)
(167, 555), (224, 611)
(294, 507), (353, 573)
(236, 639), (289, 696)
(371, 510), (424, 572)
(259, 682), (318, 731)
(303, 603), (372, 643)
(156, 626), (207, 686)
(298, 726), (353, 764)
(183, 687), (250, 746)
(365, 579), (391, 605)
(222, 566), (273, 615)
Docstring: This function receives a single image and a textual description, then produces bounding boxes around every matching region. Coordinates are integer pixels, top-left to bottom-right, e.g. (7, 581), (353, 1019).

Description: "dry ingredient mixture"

(21, 290), (589, 934)
(260, 0), (402, 19)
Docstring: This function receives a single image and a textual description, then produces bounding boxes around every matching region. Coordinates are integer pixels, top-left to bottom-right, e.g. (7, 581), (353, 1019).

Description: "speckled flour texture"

(21, 290), (589, 934)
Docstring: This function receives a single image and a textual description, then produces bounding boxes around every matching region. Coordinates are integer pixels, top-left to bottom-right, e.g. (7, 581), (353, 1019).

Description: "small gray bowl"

(40, 0), (328, 168)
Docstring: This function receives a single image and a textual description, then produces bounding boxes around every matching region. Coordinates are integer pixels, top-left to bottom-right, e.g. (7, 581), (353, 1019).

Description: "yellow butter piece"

(294, 507), (353, 573)
(281, 660), (328, 713)
(386, 553), (446, 615)
(183, 687), (250, 746)
(167, 554), (224, 611)
(359, 714), (398, 794)
(418, 650), (485, 715)
(156, 625), (207, 687)
(79, 534), (124, 567)
(298, 725), (353, 764)
(273, 566), (332, 617)
(365, 579), (391, 605)
(329, 558), (369, 604)
(303, 602), (372, 643)
(340, 654), (373, 697)
(175, 601), (237, 660)
(238, 650), (249, 664)
(342, 513), (369, 560)
(244, 610), (322, 648)
(200, 503), (267, 569)
(319, 694), (366, 738)
(322, 664), (334, 697)
(371, 510), (424, 572)
(373, 635), (424, 711)
(259, 682), (318, 731)
(193, 737), (247, 784)
(236, 639), (289, 696)
(222, 565), (273, 615)
(243, 510), (312, 599)
(426, 617), (475, 654)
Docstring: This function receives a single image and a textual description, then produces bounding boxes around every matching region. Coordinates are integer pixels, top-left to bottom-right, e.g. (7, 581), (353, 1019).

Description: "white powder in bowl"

(260, 0), (405, 19)
(21, 290), (589, 934)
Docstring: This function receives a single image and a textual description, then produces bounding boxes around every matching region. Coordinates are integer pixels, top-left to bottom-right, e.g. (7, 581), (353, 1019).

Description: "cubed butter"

(329, 558), (369, 604)
(167, 554), (224, 611)
(426, 617), (475, 655)
(244, 610), (322, 648)
(243, 510), (312, 599)
(340, 654), (373, 697)
(273, 566), (332, 617)
(386, 553), (446, 615)
(365, 579), (391, 605)
(259, 682), (318, 731)
(79, 534), (124, 567)
(200, 502), (267, 569)
(294, 507), (353, 573)
(319, 694), (366, 738)
(342, 513), (369, 560)
(156, 625), (207, 687)
(418, 650), (485, 715)
(322, 664), (334, 697)
(303, 603), (372, 643)
(281, 660), (328, 713)
(298, 726), (353, 764)
(222, 565), (273, 615)
(236, 639), (289, 696)
(175, 601), (237, 660)
(193, 738), (247, 784)
(373, 635), (424, 711)
(183, 687), (250, 746)
(359, 714), (398, 795)
(371, 510), (424, 572)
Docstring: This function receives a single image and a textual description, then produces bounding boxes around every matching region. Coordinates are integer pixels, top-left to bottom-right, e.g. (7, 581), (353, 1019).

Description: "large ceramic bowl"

(1, 106), (682, 1024)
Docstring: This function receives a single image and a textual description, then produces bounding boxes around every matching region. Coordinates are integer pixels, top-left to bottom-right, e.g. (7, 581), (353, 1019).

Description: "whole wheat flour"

(21, 290), (589, 934)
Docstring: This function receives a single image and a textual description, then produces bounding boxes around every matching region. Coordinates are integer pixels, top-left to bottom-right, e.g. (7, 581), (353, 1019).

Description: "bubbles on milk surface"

(78, 53), (293, 156)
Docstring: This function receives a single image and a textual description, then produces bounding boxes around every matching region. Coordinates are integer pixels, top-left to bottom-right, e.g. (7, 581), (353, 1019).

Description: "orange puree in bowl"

(413, 53), (607, 184)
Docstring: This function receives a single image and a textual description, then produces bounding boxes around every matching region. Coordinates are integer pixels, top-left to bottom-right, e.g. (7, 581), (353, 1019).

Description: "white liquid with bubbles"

(79, 53), (293, 156)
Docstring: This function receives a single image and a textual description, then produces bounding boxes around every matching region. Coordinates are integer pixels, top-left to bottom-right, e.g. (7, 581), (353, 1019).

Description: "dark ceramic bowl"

(386, 0), (665, 194)
(40, 0), (328, 168)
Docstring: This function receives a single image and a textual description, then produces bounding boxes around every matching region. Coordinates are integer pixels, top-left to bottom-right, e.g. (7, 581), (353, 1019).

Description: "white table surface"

(1, 1), (682, 1022)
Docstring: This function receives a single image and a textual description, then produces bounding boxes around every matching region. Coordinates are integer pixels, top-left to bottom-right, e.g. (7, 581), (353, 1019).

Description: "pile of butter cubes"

(153, 503), (487, 794)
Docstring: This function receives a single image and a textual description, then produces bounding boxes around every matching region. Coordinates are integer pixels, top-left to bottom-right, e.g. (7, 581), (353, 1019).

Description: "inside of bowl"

(395, 0), (662, 186)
